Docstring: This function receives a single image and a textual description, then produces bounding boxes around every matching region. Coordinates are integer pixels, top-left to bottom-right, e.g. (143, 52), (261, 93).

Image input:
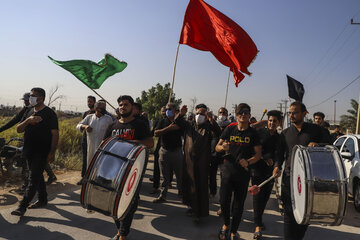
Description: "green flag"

(49, 54), (127, 89)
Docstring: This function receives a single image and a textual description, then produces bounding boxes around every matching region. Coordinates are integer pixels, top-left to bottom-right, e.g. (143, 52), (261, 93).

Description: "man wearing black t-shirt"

(274, 101), (323, 240)
(11, 87), (59, 216)
(313, 111), (331, 144)
(216, 103), (261, 240)
(152, 103), (183, 203)
(104, 95), (154, 240)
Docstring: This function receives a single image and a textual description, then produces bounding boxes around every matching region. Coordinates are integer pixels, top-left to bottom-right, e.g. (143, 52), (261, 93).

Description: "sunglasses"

(238, 110), (250, 115)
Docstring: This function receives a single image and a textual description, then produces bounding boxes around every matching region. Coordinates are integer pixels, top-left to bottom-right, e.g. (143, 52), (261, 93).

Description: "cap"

(20, 93), (30, 100)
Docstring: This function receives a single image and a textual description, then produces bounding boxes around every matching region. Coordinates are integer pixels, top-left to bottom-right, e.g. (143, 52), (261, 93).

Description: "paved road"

(1, 157), (360, 240)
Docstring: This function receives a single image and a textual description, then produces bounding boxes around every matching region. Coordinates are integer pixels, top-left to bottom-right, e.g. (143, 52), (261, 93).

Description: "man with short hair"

(77, 100), (113, 170)
(216, 103), (262, 240)
(104, 95), (154, 240)
(79, 96), (96, 182)
(153, 103), (184, 203)
(175, 103), (221, 222)
(330, 125), (343, 143)
(11, 87), (59, 216)
(274, 101), (323, 240)
(313, 111), (331, 144)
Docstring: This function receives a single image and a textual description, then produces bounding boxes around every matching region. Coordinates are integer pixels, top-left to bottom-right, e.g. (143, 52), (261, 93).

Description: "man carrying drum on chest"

(103, 95), (154, 240)
(273, 101), (323, 240)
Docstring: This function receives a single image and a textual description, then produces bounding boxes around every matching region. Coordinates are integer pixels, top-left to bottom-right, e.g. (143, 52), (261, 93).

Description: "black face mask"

(120, 109), (132, 118)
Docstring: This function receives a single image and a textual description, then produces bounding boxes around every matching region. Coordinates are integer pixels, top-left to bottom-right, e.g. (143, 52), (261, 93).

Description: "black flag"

(287, 75), (304, 102)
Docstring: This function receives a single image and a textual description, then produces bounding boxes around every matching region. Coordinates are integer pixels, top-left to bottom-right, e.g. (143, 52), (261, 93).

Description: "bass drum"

(80, 137), (148, 220)
(290, 145), (347, 226)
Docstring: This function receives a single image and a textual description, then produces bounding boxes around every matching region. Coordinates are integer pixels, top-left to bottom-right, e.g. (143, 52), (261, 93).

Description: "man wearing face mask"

(11, 88), (59, 216)
(152, 103), (184, 203)
(76, 101), (113, 171)
(173, 104), (221, 222)
(78, 96), (96, 184)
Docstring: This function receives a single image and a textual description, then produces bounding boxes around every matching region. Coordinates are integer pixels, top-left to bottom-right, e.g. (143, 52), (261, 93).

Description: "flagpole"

(87, 88), (117, 111)
(168, 43), (180, 103)
(224, 70), (231, 108)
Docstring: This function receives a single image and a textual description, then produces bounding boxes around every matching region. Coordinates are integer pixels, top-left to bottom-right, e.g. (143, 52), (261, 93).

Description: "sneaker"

(46, 175), (57, 185)
(110, 234), (120, 240)
(28, 200), (47, 209)
(11, 206), (26, 216)
(152, 197), (166, 203)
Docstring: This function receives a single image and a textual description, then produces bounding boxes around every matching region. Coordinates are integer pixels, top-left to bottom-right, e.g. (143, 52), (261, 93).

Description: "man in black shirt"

(274, 101), (323, 240)
(313, 111), (331, 144)
(251, 110), (282, 239)
(330, 125), (343, 143)
(79, 95), (96, 184)
(152, 103), (183, 203)
(216, 103), (261, 240)
(104, 95), (153, 240)
(11, 87), (59, 216)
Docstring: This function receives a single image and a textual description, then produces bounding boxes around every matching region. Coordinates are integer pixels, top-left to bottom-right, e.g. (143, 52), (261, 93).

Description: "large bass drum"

(80, 137), (148, 220)
(290, 145), (347, 226)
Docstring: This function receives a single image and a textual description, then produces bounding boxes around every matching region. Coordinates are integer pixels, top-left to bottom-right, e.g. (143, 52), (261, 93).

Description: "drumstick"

(260, 109), (267, 120)
(249, 175), (275, 196)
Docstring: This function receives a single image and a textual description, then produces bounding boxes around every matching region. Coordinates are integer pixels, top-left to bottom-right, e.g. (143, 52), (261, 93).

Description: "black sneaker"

(46, 175), (57, 185)
(109, 234), (120, 240)
(11, 206), (26, 216)
(28, 200), (48, 209)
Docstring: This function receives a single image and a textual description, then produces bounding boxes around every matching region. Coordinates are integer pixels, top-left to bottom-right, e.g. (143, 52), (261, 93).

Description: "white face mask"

(29, 96), (37, 106)
(218, 115), (227, 121)
(195, 114), (206, 125)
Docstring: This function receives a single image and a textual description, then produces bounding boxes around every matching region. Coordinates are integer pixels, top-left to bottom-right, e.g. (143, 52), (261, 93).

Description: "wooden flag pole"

(168, 43), (180, 103)
(89, 88), (117, 111)
(224, 70), (231, 108)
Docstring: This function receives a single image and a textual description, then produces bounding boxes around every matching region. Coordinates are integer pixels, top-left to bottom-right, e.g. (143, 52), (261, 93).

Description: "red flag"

(179, 0), (258, 87)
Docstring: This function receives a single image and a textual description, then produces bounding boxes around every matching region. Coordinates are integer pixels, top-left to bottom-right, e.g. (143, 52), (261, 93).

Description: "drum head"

(117, 147), (147, 219)
(291, 146), (308, 224)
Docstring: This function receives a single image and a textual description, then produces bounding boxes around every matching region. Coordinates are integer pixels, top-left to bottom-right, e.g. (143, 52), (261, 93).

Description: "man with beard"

(274, 101), (323, 240)
(78, 96), (96, 183)
(76, 101), (113, 171)
(251, 110), (282, 239)
(313, 111), (331, 144)
(215, 103), (261, 240)
(11, 87), (59, 216)
(104, 95), (154, 240)
(153, 103), (183, 203)
(174, 104), (221, 222)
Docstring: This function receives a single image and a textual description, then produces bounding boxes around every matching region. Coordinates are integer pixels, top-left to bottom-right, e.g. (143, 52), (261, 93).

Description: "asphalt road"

(0, 157), (360, 240)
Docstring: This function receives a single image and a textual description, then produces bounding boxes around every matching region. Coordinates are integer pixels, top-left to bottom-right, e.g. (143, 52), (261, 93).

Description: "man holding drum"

(103, 95), (154, 240)
(273, 101), (323, 240)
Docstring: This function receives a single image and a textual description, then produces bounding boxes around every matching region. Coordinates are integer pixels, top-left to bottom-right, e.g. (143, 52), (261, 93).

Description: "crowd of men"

(1, 89), (345, 240)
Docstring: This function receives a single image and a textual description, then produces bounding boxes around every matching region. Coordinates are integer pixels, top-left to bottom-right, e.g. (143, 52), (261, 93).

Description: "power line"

(309, 74), (360, 109)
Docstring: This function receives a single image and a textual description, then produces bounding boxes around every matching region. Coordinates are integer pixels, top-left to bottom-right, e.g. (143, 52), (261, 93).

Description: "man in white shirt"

(76, 101), (113, 169)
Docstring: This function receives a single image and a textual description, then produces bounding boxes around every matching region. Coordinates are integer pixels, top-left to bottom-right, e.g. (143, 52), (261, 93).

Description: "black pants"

(114, 194), (139, 236)
(251, 174), (274, 226)
(209, 156), (219, 195)
(281, 175), (308, 240)
(44, 162), (55, 178)
(152, 142), (160, 189)
(81, 140), (87, 177)
(20, 154), (47, 208)
(220, 162), (250, 234)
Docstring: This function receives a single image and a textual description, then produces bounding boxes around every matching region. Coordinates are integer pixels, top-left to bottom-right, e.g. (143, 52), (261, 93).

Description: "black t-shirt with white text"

(23, 106), (58, 157)
(104, 118), (151, 141)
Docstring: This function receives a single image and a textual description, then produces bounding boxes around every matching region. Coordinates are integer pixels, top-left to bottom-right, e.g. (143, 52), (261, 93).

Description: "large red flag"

(179, 0), (258, 87)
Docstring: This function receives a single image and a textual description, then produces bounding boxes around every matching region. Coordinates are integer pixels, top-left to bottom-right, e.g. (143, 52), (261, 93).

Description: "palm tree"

(340, 98), (358, 133)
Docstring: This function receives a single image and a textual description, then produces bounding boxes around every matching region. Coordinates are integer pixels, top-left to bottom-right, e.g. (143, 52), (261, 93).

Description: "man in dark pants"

(274, 101), (323, 240)
(216, 103), (261, 240)
(152, 103), (183, 203)
(11, 87), (59, 216)
(251, 110), (282, 239)
(104, 95), (154, 240)
(149, 106), (166, 194)
(78, 95), (96, 184)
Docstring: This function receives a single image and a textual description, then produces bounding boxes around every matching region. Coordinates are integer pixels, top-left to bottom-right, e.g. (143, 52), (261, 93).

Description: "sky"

(1, 0), (360, 121)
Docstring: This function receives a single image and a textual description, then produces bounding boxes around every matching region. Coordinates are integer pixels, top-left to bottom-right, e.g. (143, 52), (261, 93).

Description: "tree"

(136, 83), (182, 122)
(189, 96), (197, 114)
(340, 98), (358, 133)
(47, 84), (65, 107)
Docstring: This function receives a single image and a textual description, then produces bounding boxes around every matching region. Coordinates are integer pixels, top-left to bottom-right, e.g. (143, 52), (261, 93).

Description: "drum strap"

(98, 148), (130, 162)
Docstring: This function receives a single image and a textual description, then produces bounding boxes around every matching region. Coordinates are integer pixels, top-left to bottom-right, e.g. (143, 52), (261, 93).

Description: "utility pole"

(334, 100), (336, 124)
(277, 103), (283, 112)
(351, 18), (360, 133)
(281, 99), (289, 128)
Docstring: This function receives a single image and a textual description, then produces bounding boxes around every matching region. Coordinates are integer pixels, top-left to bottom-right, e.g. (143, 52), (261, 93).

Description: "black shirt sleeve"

(0, 107), (27, 132)
(274, 132), (287, 169)
(49, 109), (59, 130)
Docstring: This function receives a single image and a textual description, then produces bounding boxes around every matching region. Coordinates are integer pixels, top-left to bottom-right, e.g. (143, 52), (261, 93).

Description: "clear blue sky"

(1, 0), (360, 121)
